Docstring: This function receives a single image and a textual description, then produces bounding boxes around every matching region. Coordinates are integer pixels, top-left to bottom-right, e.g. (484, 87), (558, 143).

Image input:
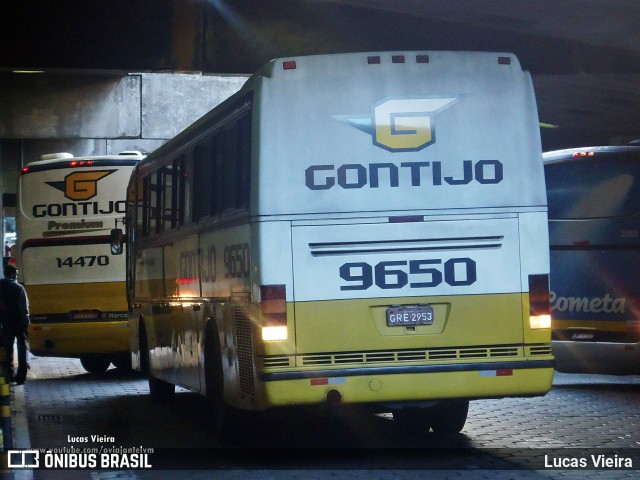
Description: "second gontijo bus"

(544, 145), (640, 374)
(126, 51), (554, 434)
(17, 151), (144, 374)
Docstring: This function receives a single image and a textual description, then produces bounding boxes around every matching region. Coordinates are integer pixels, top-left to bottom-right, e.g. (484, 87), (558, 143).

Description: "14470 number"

(56, 256), (110, 268)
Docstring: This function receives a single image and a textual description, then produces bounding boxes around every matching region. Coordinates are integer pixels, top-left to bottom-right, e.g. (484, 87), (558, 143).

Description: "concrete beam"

(141, 73), (248, 139)
(0, 73), (141, 139)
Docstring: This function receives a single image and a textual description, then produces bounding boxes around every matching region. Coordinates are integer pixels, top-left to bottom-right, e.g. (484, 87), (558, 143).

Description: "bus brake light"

(261, 285), (287, 341)
(529, 274), (551, 329)
(69, 160), (94, 167)
(572, 151), (596, 158)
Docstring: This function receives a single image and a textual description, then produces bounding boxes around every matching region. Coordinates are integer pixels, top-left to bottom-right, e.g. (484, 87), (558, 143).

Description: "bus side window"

(221, 122), (238, 213)
(173, 156), (186, 228)
(193, 144), (211, 222)
(211, 135), (222, 217)
(142, 176), (151, 237)
(153, 170), (163, 234)
(236, 113), (251, 210)
(163, 164), (174, 232)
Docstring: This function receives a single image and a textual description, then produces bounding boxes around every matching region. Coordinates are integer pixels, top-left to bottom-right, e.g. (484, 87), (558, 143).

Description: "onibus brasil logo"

(335, 97), (457, 152)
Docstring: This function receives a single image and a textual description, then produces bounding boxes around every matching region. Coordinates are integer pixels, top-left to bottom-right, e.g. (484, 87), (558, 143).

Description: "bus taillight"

(260, 285), (288, 341)
(529, 274), (551, 329)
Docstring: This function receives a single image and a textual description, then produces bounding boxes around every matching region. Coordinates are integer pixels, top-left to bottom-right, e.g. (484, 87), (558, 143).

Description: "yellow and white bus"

(126, 51), (553, 434)
(17, 151), (144, 373)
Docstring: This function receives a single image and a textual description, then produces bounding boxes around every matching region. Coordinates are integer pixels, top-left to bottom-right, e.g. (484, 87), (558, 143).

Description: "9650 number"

(339, 258), (476, 291)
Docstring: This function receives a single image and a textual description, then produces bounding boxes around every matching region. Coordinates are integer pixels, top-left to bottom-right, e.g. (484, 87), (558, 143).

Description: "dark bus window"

(221, 123), (238, 212)
(174, 156), (186, 228)
(153, 170), (163, 234)
(193, 144), (211, 221)
(236, 114), (251, 210)
(545, 156), (640, 219)
(141, 176), (151, 237)
(163, 164), (174, 231)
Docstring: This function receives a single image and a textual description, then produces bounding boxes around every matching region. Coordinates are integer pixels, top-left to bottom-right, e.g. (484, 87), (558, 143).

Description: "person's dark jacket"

(0, 277), (30, 331)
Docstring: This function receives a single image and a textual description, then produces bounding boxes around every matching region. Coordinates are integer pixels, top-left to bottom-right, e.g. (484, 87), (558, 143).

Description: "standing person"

(0, 265), (30, 385)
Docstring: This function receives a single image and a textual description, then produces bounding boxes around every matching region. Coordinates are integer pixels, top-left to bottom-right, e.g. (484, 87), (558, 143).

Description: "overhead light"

(539, 122), (560, 129)
(12, 70), (45, 74)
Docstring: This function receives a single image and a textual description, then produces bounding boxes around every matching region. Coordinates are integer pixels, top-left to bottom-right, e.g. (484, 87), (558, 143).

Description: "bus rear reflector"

(261, 285), (287, 341)
(283, 61), (297, 70)
(529, 274), (551, 329)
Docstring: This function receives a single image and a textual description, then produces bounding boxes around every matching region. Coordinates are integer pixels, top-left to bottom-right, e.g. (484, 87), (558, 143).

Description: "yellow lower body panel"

(26, 282), (127, 314)
(26, 281), (129, 358)
(29, 321), (129, 357)
(255, 364), (554, 409)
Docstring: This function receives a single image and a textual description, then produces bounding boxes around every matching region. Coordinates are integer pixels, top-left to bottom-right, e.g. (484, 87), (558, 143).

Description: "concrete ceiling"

(1, 0), (639, 151)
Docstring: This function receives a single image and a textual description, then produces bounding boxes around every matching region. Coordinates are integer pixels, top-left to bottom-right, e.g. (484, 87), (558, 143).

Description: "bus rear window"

(545, 157), (640, 219)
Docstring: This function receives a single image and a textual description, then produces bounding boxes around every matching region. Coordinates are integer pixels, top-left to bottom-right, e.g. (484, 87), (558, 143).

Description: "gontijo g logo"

(34, 169), (124, 218)
(46, 170), (115, 201)
(306, 96), (504, 191)
(336, 97), (457, 152)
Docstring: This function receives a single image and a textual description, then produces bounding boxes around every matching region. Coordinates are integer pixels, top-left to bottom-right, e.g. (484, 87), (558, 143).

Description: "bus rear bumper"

(256, 360), (554, 408)
(552, 340), (640, 375)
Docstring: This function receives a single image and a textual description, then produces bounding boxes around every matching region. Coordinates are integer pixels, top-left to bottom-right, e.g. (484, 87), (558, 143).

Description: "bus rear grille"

(429, 350), (458, 360)
(527, 345), (553, 356)
(309, 236), (504, 256)
(490, 347), (519, 357)
(262, 356), (291, 368)
(235, 306), (256, 399)
(397, 351), (427, 361)
(297, 346), (521, 367)
(365, 352), (395, 363)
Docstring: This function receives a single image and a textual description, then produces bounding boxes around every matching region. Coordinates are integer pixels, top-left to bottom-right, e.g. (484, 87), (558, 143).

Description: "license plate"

(386, 305), (434, 327)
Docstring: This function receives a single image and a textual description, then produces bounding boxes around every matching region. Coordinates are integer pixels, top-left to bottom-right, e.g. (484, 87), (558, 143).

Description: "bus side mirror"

(110, 228), (123, 255)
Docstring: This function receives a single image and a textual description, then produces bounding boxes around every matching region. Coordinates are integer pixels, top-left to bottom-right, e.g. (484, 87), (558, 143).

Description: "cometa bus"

(544, 145), (640, 374)
(125, 51), (554, 434)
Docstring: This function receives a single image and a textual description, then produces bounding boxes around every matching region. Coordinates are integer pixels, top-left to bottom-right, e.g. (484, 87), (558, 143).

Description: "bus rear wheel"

(392, 408), (433, 435)
(430, 400), (469, 434)
(139, 321), (175, 402)
(80, 356), (111, 374)
(112, 355), (132, 371)
(204, 324), (237, 438)
(148, 376), (175, 402)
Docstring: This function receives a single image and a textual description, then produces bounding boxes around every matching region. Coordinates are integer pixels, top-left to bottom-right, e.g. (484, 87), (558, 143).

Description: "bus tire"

(139, 320), (150, 375)
(392, 408), (433, 435)
(80, 356), (111, 374)
(139, 320), (175, 402)
(112, 355), (132, 371)
(148, 376), (175, 402)
(430, 400), (469, 434)
(204, 322), (234, 437)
